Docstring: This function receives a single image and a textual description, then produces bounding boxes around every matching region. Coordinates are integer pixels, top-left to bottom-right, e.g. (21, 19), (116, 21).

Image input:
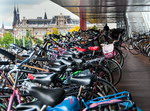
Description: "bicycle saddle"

(0, 48), (16, 61)
(29, 72), (56, 77)
(53, 61), (64, 66)
(58, 58), (76, 66)
(88, 46), (101, 51)
(33, 73), (58, 86)
(16, 100), (43, 111)
(66, 67), (77, 72)
(63, 53), (75, 58)
(49, 65), (67, 72)
(29, 87), (65, 106)
(71, 58), (83, 64)
(64, 51), (74, 55)
(74, 47), (87, 52)
(70, 74), (97, 86)
(59, 56), (83, 64)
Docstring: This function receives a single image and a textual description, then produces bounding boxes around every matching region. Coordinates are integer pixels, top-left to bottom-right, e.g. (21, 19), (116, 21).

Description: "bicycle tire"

(114, 48), (124, 67)
(90, 65), (113, 84)
(80, 77), (118, 110)
(119, 46), (128, 59)
(127, 39), (140, 55)
(0, 99), (7, 111)
(0, 104), (6, 111)
(94, 77), (118, 96)
(129, 47), (140, 55)
(101, 59), (122, 86)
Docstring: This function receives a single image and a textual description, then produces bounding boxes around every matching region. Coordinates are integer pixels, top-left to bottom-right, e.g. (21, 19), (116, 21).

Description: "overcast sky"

(0, 0), (79, 29)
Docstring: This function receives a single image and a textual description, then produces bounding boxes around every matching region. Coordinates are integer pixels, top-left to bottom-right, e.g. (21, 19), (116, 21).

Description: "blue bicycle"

(16, 74), (142, 111)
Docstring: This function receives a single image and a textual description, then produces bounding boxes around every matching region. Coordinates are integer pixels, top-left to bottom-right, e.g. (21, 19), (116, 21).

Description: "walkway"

(117, 53), (150, 111)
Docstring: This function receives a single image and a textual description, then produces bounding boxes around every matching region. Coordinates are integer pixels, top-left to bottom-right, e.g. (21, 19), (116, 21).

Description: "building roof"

(23, 15), (79, 25)
(27, 19), (51, 24)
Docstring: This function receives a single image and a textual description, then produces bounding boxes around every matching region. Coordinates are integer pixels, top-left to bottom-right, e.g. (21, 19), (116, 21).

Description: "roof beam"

(62, 5), (150, 7)
(72, 11), (150, 13)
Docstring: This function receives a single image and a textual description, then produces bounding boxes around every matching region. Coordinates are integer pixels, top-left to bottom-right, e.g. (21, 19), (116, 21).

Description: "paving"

(117, 53), (150, 111)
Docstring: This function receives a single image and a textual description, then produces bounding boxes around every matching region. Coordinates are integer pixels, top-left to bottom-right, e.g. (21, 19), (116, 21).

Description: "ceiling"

(50, 0), (150, 23)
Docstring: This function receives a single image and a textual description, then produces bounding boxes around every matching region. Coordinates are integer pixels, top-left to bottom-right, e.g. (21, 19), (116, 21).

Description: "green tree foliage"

(52, 27), (59, 35)
(0, 32), (14, 48)
(15, 37), (43, 48)
(91, 25), (97, 30)
(35, 38), (43, 45)
(15, 37), (32, 48)
(0, 31), (43, 49)
(0, 38), (3, 47)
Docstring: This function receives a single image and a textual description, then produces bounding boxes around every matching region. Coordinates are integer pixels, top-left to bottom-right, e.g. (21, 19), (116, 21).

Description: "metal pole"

(125, 13), (132, 38)
(22, 30), (25, 47)
(13, 30), (16, 44)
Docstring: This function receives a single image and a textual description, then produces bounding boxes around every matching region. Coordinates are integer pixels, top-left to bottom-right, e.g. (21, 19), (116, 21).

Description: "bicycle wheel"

(101, 59), (122, 86)
(94, 77), (118, 96)
(80, 78), (118, 110)
(119, 46), (128, 59)
(90, 65), (113, 84)
(114, 48), (124, 67)
(128, 39), (140, 55)
(0, 99), (7, 111)
(0, 104), (6, 111)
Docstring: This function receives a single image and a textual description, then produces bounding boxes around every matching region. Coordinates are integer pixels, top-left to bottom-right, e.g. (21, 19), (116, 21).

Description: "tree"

(15, 37), (32, 48)
(91, 25), (97, 30)
(1, 32), (14, 48)
(0, 37), (3, 47)
(51, 27), (59, 35)
(35, 38), (43, 45)
(26, 30), (33, 47)
(68, 26), (80, 32)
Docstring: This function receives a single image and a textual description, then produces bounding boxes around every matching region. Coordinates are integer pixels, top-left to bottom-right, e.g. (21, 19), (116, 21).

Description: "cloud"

(0, 0), (79, 29)
(0, 0), (43, 6)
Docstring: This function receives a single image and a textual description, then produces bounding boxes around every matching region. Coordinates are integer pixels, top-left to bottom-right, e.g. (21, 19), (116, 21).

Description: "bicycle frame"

(5, 68), (21, 111)
(7, 88), (21, 111)
(6, 51), (36, 111)
(46, 96), (80, 111)
(46, 91), (141, 111)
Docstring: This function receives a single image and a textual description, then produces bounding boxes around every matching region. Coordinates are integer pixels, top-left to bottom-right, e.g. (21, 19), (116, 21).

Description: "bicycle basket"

(102, 43), (116, 59)
(83, 91), (141, 111)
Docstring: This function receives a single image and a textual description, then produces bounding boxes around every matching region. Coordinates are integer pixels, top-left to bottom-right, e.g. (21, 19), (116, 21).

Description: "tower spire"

(44, 12), (48, 19)
(17, 4), (19, 13)
(2, 23), (4, 29)
(13, 4), (17, 27)
(14, 3), (16, 12)
(16, 4), (20, 24)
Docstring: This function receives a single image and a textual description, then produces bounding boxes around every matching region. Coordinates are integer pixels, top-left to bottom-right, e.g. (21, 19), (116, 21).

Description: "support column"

(80, 16), (86, 30)
(79, 0), (86, 30)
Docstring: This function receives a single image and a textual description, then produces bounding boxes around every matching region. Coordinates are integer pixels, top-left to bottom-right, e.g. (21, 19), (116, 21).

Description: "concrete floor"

(117, 53), (150, 111)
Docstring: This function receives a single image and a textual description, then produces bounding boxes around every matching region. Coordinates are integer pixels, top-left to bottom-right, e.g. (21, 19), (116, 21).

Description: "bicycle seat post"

(77, 85), (84, 98)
